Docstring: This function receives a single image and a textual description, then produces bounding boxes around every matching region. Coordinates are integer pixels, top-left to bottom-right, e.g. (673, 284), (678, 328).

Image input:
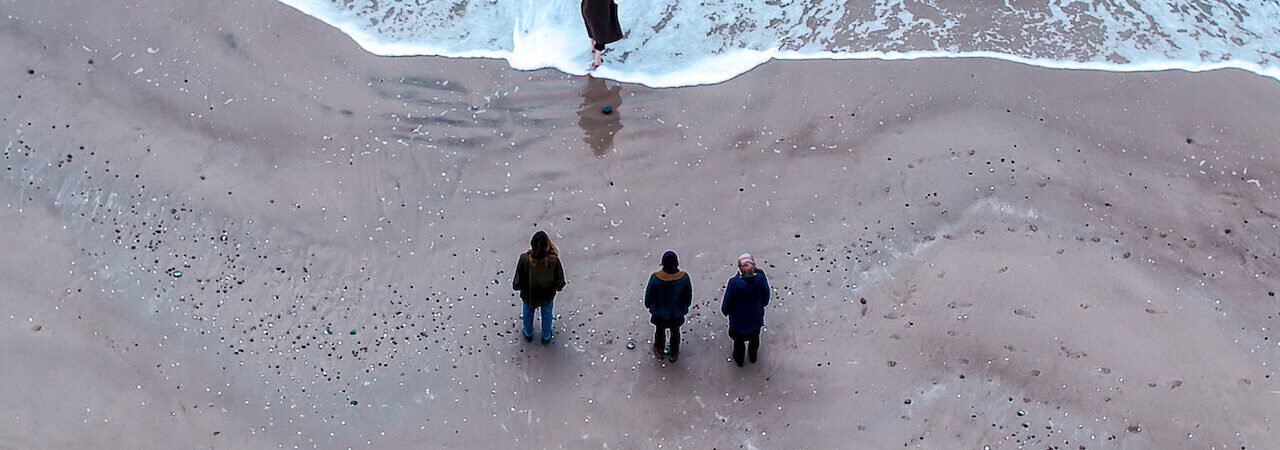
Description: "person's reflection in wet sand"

(577, 75), (623, 157)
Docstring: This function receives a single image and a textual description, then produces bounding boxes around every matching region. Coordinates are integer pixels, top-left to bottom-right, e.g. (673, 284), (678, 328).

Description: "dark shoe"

(524, 333), (533, 343)
(734, 357), (744, 368)
(749, 353), (758, 364)
(654, 346), (665, 359)
(541, 337), (551, 345)
(668, 353), (678, 363)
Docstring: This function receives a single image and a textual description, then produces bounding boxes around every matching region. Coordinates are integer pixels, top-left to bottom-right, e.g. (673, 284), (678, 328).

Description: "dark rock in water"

(602, 105), (613, 114)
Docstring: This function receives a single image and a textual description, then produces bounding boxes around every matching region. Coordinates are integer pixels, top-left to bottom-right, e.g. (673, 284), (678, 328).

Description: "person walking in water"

(581, 0), (623, 68)
(645, 251), (692, 362)
(721, 253), (769, 367)
(513, 231), (566, 344)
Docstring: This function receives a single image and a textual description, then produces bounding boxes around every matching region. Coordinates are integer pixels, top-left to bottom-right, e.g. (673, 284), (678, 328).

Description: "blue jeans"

(523, 301), (553, 340)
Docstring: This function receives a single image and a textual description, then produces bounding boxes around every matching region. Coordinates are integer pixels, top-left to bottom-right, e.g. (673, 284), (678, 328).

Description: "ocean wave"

(279, 0), (1280, 87)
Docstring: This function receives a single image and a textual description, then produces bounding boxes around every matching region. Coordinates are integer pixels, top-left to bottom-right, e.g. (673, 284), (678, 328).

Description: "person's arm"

(721, 280), (733, 316)
(759, 273), (770, 308)
(644, 274), (656, 309)
(554, 258), (566, 291)
(680, 275), (692, 316)
(513, 255), (527, 292)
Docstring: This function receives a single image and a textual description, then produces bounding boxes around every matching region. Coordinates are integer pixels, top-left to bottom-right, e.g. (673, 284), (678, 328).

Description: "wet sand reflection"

(577, 75), (623, 157)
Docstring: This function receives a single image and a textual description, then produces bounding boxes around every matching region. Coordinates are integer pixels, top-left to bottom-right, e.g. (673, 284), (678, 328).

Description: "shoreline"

(277, 0), (1280, 88)
(3, 0), (1280, 448)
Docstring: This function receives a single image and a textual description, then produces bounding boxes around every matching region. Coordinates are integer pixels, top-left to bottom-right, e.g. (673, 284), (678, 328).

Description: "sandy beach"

(3, 0), (1280, 448)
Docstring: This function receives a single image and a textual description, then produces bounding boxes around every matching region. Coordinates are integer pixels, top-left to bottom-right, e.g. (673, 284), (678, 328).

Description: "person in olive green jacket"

(513, 231), (566, 344)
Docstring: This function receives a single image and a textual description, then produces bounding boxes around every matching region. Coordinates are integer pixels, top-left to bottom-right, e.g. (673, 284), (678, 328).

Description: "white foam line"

(775, 49), (1280, 84)
(277, 0), (1280, 88)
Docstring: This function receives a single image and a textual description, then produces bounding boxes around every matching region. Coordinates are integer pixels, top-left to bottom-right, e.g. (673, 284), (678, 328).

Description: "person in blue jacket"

(645, 251), (692, 362)
(721, 253), (769, 367)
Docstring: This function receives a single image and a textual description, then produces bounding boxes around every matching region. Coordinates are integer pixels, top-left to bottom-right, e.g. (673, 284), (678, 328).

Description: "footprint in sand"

(1059, 346), (1086, 359)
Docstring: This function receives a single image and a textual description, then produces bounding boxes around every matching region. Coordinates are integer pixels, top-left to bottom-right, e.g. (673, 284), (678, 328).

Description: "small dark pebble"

(1270, 292), (1275, 297)
(350, 400), (358, 406)
(904, 399), (911, 405)
(350, 330), (356, 335)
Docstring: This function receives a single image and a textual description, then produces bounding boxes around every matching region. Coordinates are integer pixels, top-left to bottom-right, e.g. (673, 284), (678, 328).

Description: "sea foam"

(279, 0), (1280, 87)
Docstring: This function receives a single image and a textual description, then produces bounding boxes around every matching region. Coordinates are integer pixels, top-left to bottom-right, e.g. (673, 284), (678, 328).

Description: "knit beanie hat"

(661, 251), (679, 272)
(737, 253), (755, 269)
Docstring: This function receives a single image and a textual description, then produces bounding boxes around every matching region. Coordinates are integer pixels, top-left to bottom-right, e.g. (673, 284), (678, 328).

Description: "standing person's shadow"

(577, 76), (623, 157)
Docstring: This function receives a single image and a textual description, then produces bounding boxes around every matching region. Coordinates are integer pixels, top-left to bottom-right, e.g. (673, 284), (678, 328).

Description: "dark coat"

(513, 251), (565, 307)
(721, 270), (770, 334)
(581, 0), (624, 46)
(645, 270), (692, 321)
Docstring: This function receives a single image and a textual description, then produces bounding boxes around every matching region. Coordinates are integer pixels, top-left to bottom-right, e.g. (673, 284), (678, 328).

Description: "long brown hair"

(529, 231), (558, 265)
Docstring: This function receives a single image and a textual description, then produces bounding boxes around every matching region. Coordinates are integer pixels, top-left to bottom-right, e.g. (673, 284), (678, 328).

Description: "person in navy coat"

(721, 253), (769, 367)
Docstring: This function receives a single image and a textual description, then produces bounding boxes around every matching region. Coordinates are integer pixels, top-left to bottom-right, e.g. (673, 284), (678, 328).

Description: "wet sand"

(3, 0), (1280, 448)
